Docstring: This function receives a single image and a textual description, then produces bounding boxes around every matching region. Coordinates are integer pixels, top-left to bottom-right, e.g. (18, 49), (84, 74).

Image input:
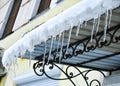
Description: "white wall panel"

(12, 0), (41, 31)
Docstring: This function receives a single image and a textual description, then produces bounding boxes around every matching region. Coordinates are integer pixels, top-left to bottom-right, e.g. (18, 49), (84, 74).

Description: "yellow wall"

(0, 0), (81, 86)
(0, 77), (7, 86)
(3, 59), (37, 86)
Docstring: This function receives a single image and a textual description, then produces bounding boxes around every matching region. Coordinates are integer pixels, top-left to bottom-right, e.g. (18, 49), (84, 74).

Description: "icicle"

(47, 37), (54, 63)
(103, 9), (109, 41)
(28, 39), (34, 67)
(56, 34), (62, 53)
(54, 36), (57, 41)
(90, 18), (97, 42)
(96, 14), (101, 35)
(13, 63), (16, 77)
(76, 21), (81, 37)
(66, 27), (72, 53)
(84, 21), (87, 27)
(43, 41), (47, 66)
(108, 9), (112, 28)
(59, 32), (64, 63)
(80, 23), (83, 28)
(29, 52), (32, 68)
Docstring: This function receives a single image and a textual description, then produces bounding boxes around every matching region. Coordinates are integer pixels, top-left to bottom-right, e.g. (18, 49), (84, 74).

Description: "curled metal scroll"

(34, 24), (120, 85)
(33, 61), (105, 86)
(35, 24), (120, 62)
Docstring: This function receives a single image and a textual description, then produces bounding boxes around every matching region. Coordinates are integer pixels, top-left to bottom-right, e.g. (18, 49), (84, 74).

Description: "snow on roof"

(2, 0), (120, 70)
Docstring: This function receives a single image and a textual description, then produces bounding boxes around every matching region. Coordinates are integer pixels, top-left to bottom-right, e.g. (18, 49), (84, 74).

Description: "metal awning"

(20, 7), (120, 72)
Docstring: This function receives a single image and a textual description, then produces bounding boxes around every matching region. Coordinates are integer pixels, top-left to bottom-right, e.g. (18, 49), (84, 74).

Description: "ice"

(76, 21), (81, 37)
(13, 63), (16, 77)
(84, 21), (87, 27)
(59, 32), (64, 62)
(47, 37), (54, 63)
(90, 18), (97, 42)
(66, 28), (72, 53)
(29, 52), (32, 68)
(103, 9), (109, 41)
(96, 14), (101, 35)
(43, 41), (47, 66)
(108, 9), (112, 28)
(57, 34), (62, 53)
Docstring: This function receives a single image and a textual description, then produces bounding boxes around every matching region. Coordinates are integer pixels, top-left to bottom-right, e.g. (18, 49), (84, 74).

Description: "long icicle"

(66, 27), (72, 53)
(29, 52), (32, 68)
(103, 9), (109, 41)
(96, 14), (101, 35)
(47, 37), (54, 64)
(108, 9), (112, 28)
(29, 40), (34, 68)
(76, 21), (81, 37)
(84, 21), (87, 27)
(90, 18), (96, 42)
(59, 32), (64, 63)
(54, 35), (57, 41)
(57, 34), (62, 53)
(13, 61), (16, 77)
(81, 23), (83, 29)
(43, 41), (47, 66)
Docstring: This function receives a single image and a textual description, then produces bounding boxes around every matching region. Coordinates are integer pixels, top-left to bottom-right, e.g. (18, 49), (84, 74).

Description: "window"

(12, 0), (64, 31)
(12, 0), (41, 31)
(2, 0), (22, 38)
(37, 0), (51, 14)
(0, 0), (14, 39)
(0, 0), (64, 39)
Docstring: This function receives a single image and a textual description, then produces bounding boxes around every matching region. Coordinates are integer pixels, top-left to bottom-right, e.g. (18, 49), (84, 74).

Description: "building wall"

(59, 65), (108, 86)
(0, 0), (80, 86)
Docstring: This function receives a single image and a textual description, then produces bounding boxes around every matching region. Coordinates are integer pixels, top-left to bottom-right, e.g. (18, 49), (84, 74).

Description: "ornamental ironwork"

(33, 61), (105, 86)
(33, 24), (120, 86)
(35, 24), (120, 62)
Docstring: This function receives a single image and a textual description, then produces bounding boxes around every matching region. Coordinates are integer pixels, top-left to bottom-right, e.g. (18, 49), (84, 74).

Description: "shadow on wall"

(103, 74), (120, 86)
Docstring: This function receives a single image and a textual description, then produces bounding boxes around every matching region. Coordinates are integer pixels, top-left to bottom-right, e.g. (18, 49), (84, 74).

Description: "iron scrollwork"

(34, 24), (120, 85)
(35, 24), (120, 62)
(33, 61), (105, 86)
(61, 24), (120, 60)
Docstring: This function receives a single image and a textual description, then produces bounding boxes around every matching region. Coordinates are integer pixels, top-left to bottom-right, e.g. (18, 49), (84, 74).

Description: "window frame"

(1, 0), (22, 39)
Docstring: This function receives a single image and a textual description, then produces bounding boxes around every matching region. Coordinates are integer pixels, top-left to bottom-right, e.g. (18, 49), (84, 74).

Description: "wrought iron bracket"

(33, 61), (105, 86)
(33, 24), (120, 86)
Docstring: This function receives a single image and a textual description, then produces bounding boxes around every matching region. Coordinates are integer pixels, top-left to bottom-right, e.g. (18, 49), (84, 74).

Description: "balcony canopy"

(2, 0), (120, 72)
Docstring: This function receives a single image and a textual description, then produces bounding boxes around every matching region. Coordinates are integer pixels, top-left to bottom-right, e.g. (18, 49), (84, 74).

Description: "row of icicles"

(40, 9), (113, 66)
(11, 9), (113, 74)
(11, 9), (112, 76)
